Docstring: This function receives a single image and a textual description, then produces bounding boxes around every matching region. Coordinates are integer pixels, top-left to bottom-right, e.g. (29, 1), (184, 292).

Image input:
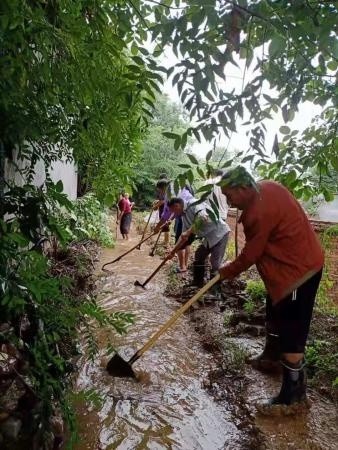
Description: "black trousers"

(266, 269), (322, 353)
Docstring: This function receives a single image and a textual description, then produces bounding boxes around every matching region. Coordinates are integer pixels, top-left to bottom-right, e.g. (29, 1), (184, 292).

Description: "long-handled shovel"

(102, 219), (172, 271)
(106, 274), (220, 377)
(149, 230), (162, 257)
(137, 208), (154, 250)
(134, 239), (184, 289)
(102, 231), (157, 271)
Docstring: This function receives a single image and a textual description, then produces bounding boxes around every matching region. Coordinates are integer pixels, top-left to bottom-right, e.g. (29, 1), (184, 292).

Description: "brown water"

(73, 237), (244, 450)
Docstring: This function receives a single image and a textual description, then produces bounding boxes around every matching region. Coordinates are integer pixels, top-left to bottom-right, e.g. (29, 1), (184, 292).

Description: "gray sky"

(161, 47), (321, 159)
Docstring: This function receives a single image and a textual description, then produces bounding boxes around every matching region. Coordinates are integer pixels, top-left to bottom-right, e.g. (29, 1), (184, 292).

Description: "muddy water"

(73, 238), (244, 450)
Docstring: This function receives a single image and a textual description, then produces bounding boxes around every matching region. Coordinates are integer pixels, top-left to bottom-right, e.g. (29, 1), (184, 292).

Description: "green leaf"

(162, 132), (180, 139)
(192, 128), (201, 143)
(196, 166), (205, 179)
(196, 183), (214, 194)
(55, 180), (63, 193)
(181, 132), (188, 149)
(323, 188), (334, 202)
(206, 150), (213, 162)
(186, 153), (199, 165)
(131, 42), (138, 55)
(279, 126), (290, 135)
(269, 135), (278, 157)
(327, 60), (338, 71)
(282, 105), (288, 123)
(187, 169), (194, 185)
(269, 35), (285, 58)
(221, 159), (233, 168)
(241, 155), (254, 163)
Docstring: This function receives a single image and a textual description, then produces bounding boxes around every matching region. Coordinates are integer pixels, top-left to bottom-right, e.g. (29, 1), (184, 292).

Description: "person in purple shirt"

(153, 179), (171, 248)
(154, 184), (194, 272)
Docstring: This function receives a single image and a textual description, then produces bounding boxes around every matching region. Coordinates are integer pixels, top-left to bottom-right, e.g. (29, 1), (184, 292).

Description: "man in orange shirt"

(218, 167), (324, 411)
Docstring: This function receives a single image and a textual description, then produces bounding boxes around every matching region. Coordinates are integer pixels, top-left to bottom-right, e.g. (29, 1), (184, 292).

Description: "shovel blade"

(134, 280), (146, 289)
(106, 353), (136, 378)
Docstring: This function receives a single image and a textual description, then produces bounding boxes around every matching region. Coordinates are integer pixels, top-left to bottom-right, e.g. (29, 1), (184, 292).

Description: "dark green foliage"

(243, 280), (266, 315)
(306, 339), (338, 393)
(0, 0), (163, 202)
(0, 184), (134, 446)
(58, 193), (115, 247)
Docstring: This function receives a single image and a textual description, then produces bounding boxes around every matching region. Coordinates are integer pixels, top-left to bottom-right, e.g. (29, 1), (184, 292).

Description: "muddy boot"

(203, 282), (222, 304)
(249, 323), (281, 373)
(257, 359), (308, 415)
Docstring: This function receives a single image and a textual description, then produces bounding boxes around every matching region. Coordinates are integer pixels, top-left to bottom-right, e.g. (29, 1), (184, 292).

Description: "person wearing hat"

(218, 166), (324, 410)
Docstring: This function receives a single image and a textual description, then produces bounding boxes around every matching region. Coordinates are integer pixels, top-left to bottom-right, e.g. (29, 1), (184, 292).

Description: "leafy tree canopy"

(124, 0), (337, 198)
(1, 0), (164, 202)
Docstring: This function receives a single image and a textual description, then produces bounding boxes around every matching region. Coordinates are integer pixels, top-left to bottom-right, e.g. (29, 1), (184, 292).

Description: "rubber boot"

(249, 322), (281, 373)
(203, 270), (222, 303)
(257, 359), (308, 415)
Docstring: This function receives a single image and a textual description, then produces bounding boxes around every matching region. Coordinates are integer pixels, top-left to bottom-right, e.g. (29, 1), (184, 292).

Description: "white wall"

(317, 195), (338, 222)
(4, 147), (77, 201)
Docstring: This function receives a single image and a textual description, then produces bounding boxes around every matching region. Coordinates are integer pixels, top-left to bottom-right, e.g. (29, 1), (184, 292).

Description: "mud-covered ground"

(163, 260), (338, 450)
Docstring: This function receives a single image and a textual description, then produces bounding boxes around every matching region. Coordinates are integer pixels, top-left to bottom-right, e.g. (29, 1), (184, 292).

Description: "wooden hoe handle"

(130, 274), (220, 363)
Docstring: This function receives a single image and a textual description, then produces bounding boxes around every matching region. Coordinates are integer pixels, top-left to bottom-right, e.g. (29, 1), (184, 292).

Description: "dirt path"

(72, 234), (259, 449)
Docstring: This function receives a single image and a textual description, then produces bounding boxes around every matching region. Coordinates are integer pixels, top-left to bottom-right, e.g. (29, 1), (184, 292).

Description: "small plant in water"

(223, 311), (233, 327)
(305, 339), (338, 390)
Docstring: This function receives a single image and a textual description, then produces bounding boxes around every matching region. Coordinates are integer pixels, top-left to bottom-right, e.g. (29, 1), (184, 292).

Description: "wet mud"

(72, 236), (259, 450)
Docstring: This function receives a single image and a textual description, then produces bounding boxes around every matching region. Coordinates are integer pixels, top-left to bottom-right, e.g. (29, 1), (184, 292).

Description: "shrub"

(60, 193), (115, 247)
(245, 280), (266, 302)
(243, 280), (266, 315)
(0, 184), (132, 447)
(306, 339), (338, 391)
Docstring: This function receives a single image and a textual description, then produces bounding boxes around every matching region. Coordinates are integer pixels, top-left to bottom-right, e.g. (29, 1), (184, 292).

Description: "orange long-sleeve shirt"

(219, 181), (324, 304)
